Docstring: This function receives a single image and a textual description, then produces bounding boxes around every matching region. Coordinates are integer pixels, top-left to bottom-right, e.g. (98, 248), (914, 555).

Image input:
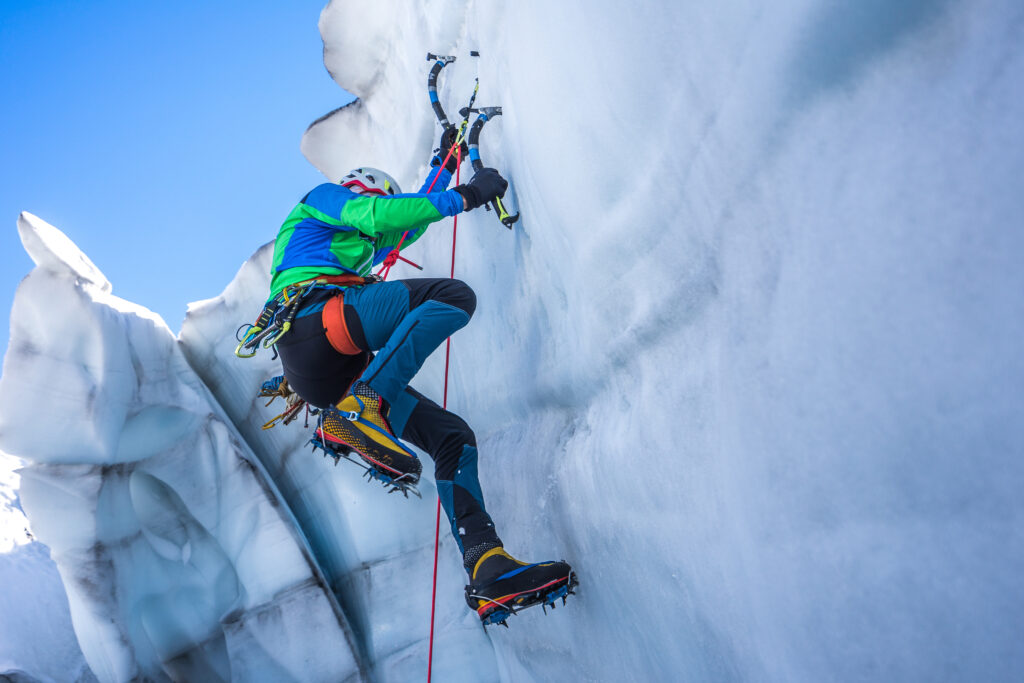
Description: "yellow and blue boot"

(315, 381), (422, 489)
(464, 547), (577, 627)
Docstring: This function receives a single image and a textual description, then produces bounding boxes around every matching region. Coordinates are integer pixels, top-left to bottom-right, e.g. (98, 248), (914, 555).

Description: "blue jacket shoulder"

(302, 183), (358, 218)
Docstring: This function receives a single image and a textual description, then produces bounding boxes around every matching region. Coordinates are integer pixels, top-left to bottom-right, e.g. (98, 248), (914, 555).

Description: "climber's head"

(339, 168), (401, 196)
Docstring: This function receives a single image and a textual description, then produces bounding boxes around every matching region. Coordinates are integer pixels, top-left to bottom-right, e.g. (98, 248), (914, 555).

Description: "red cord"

(427, 499), (441, 681)
(381, 134), (461, 280)
(428, 141), (461, 683)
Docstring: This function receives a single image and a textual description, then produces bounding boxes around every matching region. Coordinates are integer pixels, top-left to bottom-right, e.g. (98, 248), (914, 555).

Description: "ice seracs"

(1, 215), (363, 682)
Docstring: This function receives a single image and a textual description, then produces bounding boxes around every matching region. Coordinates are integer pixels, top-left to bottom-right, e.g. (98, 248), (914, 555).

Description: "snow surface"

(2, 0), (1024, 681)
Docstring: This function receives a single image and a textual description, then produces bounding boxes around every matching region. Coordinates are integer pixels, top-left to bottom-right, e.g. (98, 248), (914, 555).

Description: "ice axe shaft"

(426, 54), (457, 128)
(466, 107), (519, 229)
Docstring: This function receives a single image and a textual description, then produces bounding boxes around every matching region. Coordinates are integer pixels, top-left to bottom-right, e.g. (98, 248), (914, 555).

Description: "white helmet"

(340, 167), (401, 196)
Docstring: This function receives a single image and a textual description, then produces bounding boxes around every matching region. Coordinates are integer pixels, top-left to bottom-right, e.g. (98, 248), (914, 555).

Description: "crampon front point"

(310, 436), (422, 498)
(468, 570), (579, 628)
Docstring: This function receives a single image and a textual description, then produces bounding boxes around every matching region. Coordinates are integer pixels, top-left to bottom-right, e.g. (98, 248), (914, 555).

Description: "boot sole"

(471, 571), (578, 624)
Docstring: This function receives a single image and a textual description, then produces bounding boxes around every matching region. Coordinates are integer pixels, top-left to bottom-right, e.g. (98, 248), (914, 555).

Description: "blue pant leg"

(345, 280), (474, 405)
(340, 280), (411, 351)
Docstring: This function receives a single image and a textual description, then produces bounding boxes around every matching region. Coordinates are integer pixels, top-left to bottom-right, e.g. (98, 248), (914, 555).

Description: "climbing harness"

(234, 274), (379, 359)
(236, 275), (377, 459)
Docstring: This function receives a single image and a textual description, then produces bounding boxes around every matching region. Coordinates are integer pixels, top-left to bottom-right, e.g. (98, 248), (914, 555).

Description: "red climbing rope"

(372, 135), (462, 681)
(380, 134), (462, 280)
(428, 141), (461, 683)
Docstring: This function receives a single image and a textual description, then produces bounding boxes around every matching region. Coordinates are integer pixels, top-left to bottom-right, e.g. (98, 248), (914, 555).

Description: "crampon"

(467, 569), (579, 628)
(309, 435), (422, 499)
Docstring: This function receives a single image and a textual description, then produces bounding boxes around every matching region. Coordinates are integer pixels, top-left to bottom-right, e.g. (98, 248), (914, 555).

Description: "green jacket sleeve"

(339, 191), (464, 240)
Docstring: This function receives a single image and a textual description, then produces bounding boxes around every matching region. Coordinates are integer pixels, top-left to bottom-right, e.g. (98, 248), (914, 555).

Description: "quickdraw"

(234, 282), (314, 359)
(258, 375), (317, 430)
(234, 274), (379, 359)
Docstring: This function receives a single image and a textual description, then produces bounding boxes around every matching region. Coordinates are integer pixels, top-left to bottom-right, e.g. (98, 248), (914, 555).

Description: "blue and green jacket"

(269, 166), (463, 299)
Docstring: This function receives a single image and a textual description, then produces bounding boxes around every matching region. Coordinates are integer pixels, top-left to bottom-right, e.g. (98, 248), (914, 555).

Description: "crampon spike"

(482, 610), (511, 629)
(308, 437), (421, 498)
(469, 570), (579, 630)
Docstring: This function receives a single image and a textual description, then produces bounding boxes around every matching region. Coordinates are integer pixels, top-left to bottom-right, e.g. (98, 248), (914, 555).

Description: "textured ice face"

(307, 1), (1024, 681)
(2, 451), (93, 683)
(3, 207), (497, 682)
(1, 213), (363, 682)
(0, 453), (30, 553)
(3, 0), (1024, 681)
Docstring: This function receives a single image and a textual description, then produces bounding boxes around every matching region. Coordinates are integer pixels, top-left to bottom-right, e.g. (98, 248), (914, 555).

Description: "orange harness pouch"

(322, 293), (362, 355)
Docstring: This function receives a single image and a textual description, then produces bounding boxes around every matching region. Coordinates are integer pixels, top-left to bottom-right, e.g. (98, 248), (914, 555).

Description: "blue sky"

(0, 1), (353, 364)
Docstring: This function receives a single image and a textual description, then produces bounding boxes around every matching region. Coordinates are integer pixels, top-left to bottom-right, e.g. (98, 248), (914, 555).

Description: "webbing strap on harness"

(234, 274), (378, 358)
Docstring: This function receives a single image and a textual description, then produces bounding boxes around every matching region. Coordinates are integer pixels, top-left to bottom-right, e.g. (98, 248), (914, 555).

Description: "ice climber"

(258, 129), (576, 624)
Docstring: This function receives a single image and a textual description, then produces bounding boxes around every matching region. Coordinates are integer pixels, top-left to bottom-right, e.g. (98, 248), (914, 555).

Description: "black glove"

(431, 127), (468, 173)
(454, 168), (508, 211)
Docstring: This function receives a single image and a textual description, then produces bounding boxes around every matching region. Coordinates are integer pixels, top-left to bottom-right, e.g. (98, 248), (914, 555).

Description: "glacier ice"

(303, 0), (1024, 681)
(1, 450), (96, 683)
(1, 213), (363, 682)
(2, 0), (1024, 681)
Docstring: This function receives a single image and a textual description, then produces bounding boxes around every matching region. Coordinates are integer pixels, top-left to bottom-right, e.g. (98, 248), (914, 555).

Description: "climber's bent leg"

(341, 278), (476, 404)
(394, 385), (501, 571)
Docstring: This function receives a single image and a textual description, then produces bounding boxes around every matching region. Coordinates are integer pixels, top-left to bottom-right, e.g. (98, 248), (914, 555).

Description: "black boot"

(464, 547), (577, 626)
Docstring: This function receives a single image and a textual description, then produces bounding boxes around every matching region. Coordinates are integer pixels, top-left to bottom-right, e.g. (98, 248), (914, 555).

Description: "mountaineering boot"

(464, 547), (577, 626)
(315, 382), (422, 484)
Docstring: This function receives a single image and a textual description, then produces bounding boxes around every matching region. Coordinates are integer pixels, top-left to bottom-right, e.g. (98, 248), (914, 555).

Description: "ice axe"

(466, 106), (520, 229)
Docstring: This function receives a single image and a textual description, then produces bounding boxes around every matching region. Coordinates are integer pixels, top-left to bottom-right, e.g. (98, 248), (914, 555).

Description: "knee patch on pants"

(405, 278), (477, 317)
